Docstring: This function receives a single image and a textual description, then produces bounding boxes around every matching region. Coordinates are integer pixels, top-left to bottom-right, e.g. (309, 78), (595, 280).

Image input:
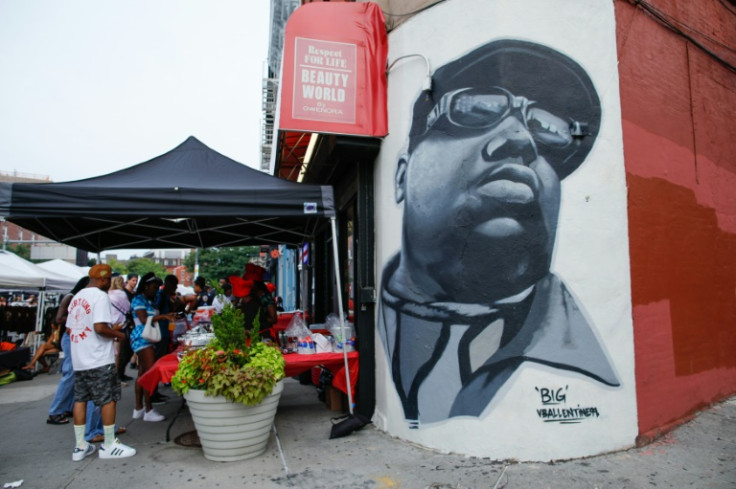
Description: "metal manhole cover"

(174, 430), (201, 448)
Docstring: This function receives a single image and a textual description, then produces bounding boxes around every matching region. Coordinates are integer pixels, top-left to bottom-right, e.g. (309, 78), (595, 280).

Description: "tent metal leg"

(330, 217), (354, 415)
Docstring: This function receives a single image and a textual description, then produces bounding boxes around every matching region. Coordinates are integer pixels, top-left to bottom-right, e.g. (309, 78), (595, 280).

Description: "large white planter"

(184, 380), (283, 461)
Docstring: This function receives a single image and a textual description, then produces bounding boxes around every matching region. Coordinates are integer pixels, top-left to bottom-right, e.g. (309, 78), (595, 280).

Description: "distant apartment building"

(146, 250), (193, 286)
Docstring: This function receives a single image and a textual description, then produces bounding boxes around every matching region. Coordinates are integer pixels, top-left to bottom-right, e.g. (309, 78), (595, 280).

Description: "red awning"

(279, 2), (388, 137)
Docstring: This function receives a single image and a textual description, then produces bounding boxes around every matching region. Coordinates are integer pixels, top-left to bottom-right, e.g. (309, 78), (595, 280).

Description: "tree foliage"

(183, 247), (259, 284)
(105, 257), (128, 275)
(6, 244), (30, 260)
(126, 257), (167, 278)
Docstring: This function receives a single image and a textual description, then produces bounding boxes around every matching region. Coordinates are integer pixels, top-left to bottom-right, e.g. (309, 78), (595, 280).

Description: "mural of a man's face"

(396, 88), (572, 303)
(393, 41), (601, 305)
(379, 38), (619, 436)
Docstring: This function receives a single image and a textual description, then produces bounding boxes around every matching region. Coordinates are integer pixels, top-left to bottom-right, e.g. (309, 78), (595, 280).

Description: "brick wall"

(615, 0), (736, 441)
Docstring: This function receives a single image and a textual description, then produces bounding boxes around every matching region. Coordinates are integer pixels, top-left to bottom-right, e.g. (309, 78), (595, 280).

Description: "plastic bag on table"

(326, 313), (354, 352)
(285, 313), (310, 338)
(171, 319), (189, 344)
(192, 306), (215, 326)
(284, 313), (310, 351)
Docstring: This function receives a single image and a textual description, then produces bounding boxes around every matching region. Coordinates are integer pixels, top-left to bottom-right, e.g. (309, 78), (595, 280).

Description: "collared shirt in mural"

(378, 254), (620, 426)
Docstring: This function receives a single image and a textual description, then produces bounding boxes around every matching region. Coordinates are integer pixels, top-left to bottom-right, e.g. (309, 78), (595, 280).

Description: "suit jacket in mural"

(378, 255), (620, 425)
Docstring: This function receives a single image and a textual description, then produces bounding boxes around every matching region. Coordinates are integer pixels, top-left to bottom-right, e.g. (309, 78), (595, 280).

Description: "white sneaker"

(98, 438), (136, 459)
(132, 408), (144, 419)
(72, 443), (96, 462)
(143, 408), (165, 422)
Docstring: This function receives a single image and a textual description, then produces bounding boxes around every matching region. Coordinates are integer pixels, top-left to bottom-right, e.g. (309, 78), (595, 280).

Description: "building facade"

(614, 0), (736, 444)
(374, 0), (635, 461)
(270, 0), (736, 460)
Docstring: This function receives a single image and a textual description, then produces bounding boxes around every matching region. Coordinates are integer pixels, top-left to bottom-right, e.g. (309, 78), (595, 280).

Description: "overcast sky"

(0, 1), (271, 260)
(0, 1), (270, 183)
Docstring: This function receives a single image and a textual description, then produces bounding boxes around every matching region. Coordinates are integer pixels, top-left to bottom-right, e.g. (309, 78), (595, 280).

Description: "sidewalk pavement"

(0, 367), (734, 489)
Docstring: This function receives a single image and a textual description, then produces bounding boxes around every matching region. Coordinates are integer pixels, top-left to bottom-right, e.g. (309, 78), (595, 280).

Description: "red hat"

(229, 276), (253, 298)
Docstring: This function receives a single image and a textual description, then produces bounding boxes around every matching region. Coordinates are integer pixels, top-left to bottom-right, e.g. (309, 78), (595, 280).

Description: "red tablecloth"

(137, 350), (359, 398)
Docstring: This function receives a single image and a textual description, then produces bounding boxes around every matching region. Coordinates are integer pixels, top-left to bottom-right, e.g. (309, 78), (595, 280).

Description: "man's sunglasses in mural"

(424, 87), (584, 148)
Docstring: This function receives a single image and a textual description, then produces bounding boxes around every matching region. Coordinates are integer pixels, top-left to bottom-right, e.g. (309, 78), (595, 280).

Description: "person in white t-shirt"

(212, 282), (234, 314)
(67, 264), (136, 462)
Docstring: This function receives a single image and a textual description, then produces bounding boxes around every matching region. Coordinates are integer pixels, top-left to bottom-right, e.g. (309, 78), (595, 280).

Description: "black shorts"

(74, 364), (121, 406)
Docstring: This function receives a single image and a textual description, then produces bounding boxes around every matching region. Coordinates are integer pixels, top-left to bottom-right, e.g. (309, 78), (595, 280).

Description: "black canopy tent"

(0, 136), (356, 413)
(0, 137), (335, 251)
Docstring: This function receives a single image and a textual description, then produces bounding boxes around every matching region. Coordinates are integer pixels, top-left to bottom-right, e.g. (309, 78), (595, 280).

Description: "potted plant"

(172, 304), (285, 461)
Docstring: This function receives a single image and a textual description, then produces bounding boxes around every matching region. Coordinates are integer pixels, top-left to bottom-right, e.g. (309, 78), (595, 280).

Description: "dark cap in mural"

(408, 39), (601, 180)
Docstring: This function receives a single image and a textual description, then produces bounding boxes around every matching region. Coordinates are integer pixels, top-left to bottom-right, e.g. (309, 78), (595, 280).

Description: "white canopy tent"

(37, 259), (87, 281)
(0, 251), (79, 350)
(0, 251), (78, 291)
(0, 251), (47, 289)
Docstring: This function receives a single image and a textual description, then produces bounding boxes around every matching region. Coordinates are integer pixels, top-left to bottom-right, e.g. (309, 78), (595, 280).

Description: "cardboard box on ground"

(325, 385), (348, 413)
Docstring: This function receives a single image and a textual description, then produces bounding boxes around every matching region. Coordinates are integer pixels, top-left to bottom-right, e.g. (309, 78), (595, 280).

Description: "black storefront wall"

(355, 156), (377, 418)
(296, 135), (380, 419)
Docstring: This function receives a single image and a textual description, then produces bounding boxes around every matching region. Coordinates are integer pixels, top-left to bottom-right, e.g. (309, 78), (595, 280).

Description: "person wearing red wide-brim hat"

(229, 280), (277, 336)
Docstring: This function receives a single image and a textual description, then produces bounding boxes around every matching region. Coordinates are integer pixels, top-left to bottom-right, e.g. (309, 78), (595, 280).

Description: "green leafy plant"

(211, 303), (247, 351)
(172, 304), (285, 405)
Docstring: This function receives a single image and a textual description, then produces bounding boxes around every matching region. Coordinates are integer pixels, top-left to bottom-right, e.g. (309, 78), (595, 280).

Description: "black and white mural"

(379, 38), (618, 423)
(374, 0), (636, 461)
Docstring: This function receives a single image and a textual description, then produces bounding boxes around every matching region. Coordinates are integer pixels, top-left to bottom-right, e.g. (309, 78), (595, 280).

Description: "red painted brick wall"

(615, 0), (736, 441)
